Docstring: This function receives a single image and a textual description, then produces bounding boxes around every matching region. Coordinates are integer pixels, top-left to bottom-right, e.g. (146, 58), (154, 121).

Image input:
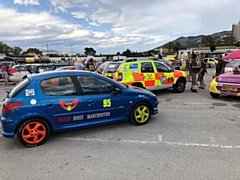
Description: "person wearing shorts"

(190, 54), (200, 93)
(1, 64), (9, 86)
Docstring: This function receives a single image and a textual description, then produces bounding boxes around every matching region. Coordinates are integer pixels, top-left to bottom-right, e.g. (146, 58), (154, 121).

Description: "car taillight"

(118, 72), (123, 81)
(3, 102), (23, 113)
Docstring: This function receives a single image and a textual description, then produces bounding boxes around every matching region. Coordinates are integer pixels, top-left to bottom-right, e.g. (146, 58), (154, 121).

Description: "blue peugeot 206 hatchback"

(1, 70), (159, 147)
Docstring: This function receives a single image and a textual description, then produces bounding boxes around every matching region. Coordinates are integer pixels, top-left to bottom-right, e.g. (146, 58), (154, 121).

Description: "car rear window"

(8, 78), (30, 98)
(103, 63), (121, 73)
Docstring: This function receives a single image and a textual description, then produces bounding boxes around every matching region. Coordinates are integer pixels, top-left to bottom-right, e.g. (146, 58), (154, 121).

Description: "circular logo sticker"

(30, 99), (37, 105)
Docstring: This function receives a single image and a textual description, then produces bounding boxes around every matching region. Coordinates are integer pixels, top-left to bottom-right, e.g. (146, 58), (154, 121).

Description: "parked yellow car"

(205, 58), (218, 68)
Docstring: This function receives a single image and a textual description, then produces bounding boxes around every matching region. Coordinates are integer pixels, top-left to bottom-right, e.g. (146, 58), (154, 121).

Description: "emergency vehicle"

(102, 59), (187, 93)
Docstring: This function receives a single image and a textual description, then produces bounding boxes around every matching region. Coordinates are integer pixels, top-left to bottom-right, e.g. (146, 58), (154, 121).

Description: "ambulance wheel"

(130, 102), (151, 125)
(173, 79), (186, 93)
(17, 118), (50, 147)
(210, 92), (220, 98)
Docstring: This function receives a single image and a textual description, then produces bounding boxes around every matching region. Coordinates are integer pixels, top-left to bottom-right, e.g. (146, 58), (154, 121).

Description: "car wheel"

(210, 92), (220, 98)
(17, 118), (50, 147)
(173, 79), (186, 93)
(130, 102), (151, 125)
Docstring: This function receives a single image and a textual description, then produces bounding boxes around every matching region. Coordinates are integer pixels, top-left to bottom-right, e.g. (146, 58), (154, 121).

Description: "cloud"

(71, 11), (88, 19)
(89, 8), (120, 24)
(1, 0), (240, 54)
(14, 0), (40, 6)
(49, 0), (89, 9)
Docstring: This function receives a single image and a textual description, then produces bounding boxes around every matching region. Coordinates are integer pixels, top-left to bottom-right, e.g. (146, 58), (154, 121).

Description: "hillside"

(155, 30), (232, 49)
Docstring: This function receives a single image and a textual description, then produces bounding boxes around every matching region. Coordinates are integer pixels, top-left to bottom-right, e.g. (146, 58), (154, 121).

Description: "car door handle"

(88, 100), (94, 104)
(46, 103), (53, 107)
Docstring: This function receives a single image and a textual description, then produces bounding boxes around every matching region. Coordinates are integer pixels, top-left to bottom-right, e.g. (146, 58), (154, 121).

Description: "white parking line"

(54, 135), (240, 149)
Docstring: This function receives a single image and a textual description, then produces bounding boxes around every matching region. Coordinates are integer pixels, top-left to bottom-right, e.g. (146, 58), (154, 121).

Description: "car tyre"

(17, 118), (50, 147)
(130, 102), (151, 125)
(210, 92), (220, 98)
(173, 79), (186, 93)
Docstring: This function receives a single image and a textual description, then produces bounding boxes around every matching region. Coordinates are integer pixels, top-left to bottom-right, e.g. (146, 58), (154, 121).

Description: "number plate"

(222, 87), (238, 91)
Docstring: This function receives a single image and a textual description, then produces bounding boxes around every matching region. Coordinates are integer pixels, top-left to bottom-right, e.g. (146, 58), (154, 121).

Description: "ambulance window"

(154, 62), (169, 72)
(141, 62), (154, 73)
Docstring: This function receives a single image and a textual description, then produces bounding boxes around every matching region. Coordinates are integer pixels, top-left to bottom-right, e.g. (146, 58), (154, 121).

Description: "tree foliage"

(22, 48), (42, 55)
(84, 47), (96, 56)
(122, 49), (132, 56)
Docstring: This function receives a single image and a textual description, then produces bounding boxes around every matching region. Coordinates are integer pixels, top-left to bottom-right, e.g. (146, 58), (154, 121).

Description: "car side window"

(77, 75), (115, 95)
(154, 62), (169, 72)
(40, 76), (77, 96)
(141, 62), (154, 73)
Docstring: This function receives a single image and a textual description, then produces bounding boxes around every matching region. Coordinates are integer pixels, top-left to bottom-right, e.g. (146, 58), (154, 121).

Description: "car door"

(154, 62), (174, 88)
(140, 62), (155, 88)
(38, 76), (86, 130)
(77, 75), (127, 124)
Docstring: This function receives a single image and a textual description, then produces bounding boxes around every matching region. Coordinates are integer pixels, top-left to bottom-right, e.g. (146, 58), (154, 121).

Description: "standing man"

(1, 63), (9, 86)
(215, 54), (226, 76)
(198, 55), (207, 89)
(190, 54), (201, 93)
(186, 53), (191, 82)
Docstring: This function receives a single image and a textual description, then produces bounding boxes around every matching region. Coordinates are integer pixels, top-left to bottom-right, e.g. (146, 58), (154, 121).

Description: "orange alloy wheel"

(21, 122), (47, 144)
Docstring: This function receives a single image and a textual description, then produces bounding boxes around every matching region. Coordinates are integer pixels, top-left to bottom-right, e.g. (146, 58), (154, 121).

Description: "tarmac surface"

(1, 69), (240, 180)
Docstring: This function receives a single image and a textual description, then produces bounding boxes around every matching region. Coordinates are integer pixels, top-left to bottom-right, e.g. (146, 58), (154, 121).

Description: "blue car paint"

(1, 70), (159, 138)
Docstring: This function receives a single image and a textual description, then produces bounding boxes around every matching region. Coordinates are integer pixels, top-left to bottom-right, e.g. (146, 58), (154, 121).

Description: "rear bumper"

(1, 116), (16, 138)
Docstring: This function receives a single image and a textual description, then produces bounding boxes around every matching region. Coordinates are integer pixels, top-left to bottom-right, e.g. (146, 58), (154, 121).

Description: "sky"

(0, 0), (239, 55)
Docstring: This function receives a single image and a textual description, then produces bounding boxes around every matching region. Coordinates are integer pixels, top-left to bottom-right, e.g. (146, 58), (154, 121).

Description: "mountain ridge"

(155, 30), (232, 49)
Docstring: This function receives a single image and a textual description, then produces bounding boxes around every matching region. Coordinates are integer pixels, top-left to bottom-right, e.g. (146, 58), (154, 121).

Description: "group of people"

(183, 53), (226, 93)
(74, 56), (111, 74)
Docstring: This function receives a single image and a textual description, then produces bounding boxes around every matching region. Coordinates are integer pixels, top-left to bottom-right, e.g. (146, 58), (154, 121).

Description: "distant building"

(232, 21), (240, 42)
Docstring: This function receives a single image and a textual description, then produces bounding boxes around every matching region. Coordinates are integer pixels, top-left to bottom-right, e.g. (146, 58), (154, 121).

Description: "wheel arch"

(131, 82), (145, 88)
(128, 101), (152, 120)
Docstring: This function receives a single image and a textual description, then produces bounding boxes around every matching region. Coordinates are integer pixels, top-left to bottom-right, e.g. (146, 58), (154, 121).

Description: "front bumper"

(209, 78), (220, 94)
(152, 101), (159, 115)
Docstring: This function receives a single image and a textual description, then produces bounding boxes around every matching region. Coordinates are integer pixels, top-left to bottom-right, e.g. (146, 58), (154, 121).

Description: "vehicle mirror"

(113, 87), (122, 94)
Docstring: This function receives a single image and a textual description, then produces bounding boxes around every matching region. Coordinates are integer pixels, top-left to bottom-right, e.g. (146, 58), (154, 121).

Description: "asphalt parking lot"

(1, 69), (240, 180)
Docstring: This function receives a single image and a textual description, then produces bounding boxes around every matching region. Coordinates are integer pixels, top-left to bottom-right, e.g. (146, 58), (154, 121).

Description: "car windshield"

(103, 63), (121, 73)
(226, 60), (240, 67)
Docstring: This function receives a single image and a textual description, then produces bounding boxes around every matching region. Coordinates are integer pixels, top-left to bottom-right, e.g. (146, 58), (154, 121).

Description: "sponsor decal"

(87, 112), (110, 119)
(58, 116), (71, 123)
(103, 99), (111, 107)
(160, 76), (166, 84)
(73, 115), (84, 121)
(25, 89), (35, 96)
(129, 64), (138, 72)
(30, 99), (37, 105)
(59, 99), (78, 111)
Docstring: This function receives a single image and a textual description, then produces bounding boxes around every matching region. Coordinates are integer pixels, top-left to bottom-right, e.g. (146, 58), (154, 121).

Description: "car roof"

(29, 70), (97, 78)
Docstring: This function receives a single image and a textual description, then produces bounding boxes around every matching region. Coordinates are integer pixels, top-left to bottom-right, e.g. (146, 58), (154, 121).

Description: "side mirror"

(112, 87), (122, 94)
